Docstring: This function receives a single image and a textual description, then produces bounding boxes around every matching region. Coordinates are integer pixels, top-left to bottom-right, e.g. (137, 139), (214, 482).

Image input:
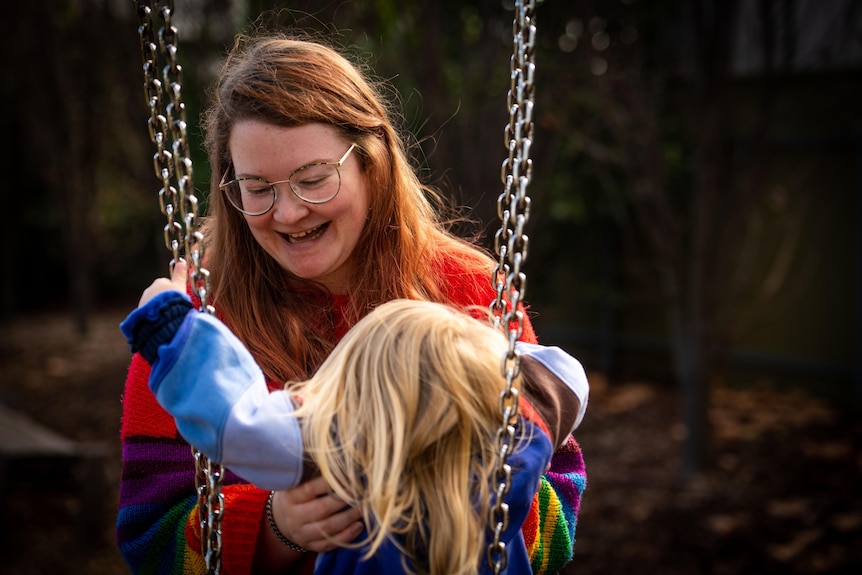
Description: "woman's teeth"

(287, 223), (326, 243)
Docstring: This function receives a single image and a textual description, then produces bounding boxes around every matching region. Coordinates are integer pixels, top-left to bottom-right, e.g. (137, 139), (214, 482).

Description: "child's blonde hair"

(289, 299), (517, 575)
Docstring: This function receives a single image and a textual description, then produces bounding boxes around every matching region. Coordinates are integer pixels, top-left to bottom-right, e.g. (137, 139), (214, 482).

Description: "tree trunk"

(663, 264), (711, 476)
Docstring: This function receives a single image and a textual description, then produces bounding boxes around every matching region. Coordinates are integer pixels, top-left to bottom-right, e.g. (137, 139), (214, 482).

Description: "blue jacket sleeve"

(120, 291), (306, 491)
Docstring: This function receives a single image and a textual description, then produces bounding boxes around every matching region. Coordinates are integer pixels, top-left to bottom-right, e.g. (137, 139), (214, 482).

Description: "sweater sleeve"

(117, 353), (271, 575)
(515, 341), (588, 574)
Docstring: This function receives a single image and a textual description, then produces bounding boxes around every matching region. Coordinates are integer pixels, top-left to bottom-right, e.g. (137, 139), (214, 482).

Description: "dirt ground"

(0, 307), (860, 575)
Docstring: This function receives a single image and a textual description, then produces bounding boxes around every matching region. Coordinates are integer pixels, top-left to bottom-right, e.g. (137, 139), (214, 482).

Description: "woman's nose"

(270, 185), (311, 222)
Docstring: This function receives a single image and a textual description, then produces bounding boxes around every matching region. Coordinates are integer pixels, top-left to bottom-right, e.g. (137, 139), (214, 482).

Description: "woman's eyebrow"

(233, 156), (331, 180)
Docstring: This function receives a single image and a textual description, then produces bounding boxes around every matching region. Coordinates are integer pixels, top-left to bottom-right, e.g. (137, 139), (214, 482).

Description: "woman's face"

(227, 121), (370, 294)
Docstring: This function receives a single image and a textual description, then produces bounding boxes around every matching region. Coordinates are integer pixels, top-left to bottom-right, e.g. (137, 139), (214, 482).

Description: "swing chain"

(488, 0), (536, 572)
(195, 449), (225, 571)
(134, 2), (222, 573)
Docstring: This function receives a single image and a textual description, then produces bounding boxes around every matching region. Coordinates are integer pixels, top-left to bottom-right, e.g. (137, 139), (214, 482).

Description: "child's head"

(289, 298), (516, 575)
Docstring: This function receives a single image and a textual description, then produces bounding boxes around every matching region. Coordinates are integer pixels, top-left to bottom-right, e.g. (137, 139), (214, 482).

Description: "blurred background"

(0, 0), (859, 573)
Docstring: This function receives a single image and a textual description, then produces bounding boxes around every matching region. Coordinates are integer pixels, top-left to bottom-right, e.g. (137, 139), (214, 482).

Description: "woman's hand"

(138, 260), (189, 308)
(271, 477), (364, 552)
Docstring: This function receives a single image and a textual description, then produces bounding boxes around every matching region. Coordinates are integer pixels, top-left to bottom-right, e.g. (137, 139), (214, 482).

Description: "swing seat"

(0, 402), (107, 549)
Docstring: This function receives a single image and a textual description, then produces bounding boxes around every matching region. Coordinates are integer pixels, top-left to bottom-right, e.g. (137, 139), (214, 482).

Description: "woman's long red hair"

(201, 33), (493, 381)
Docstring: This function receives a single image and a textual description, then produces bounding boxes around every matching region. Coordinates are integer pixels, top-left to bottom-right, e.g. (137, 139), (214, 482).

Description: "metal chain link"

(134, 2), (222, 573)
(487, 0), (536, 572)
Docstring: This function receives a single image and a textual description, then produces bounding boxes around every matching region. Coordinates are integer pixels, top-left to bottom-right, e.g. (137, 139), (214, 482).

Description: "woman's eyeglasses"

(219, 143), (358, 216)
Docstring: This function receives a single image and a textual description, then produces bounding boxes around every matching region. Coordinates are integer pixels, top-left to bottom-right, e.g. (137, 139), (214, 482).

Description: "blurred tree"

(0, 1), (141, 331)
(536, 0), (859, 474)
(0, 1), (232, 329)
(539, 0), (749, 475)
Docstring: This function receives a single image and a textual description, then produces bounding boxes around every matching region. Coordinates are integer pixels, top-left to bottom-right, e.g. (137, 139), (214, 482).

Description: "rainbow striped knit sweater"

(116, 258), (586, 575)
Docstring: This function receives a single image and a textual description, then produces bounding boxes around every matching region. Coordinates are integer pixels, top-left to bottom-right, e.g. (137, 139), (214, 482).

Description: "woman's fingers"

(137, 261), (188, 308)
(306, 506), (364, 551)
(170, 260), (188, 289)
(272, 478), (364, 552)
(286, 475), (331, 500)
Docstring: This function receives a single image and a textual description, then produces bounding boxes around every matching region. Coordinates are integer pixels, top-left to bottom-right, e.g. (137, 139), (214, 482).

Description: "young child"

(120, 262), (588, 575)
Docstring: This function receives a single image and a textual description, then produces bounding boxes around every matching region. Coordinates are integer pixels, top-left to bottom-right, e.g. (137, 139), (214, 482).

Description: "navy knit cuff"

(124, 293), (194, 364)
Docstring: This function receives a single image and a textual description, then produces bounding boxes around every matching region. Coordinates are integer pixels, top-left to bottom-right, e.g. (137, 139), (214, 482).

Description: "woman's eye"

(299, 176), (327, 188)
(242, 183), (273, 196)
(294, 165), (335, 189)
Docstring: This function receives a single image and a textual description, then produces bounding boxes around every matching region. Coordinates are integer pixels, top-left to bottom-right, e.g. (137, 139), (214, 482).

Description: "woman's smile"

(284, 222), (329, 243)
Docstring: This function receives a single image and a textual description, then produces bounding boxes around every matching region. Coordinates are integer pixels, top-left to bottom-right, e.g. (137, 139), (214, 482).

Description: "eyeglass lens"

(224, 163), (342, 214)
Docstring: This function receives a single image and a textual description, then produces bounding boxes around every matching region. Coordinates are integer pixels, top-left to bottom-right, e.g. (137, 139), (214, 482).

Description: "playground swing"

(132, 2), (538, 574)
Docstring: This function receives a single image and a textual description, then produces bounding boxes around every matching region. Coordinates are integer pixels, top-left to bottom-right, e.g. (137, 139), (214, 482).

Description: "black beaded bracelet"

(265, 491), (309, 553)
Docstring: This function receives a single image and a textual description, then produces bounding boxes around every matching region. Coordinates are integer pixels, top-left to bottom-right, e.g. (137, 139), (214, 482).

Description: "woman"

(117, 32), (586, 575)
(121, 266), (588, 575)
